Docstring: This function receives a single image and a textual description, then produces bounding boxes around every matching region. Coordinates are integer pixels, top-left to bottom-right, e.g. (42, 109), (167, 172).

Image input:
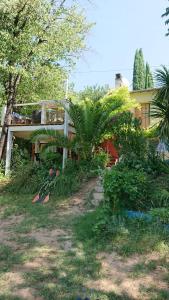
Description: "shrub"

(93, 205), (128, 238)
(6, 163), (47, 194)
(92, 150), (110, 169)
(150, 208), (169, 224)
(40, 151), (62, 169)
(5, 159), (97, 196)
(151, 188), (169, 208)
(103, 167), (150, 211)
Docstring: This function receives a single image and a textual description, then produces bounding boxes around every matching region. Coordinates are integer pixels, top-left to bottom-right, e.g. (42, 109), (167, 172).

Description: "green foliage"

(150, 208), (169, 224)
(17, 66), (67, 103)
(74, 206), (169, 257)
(133, 49), (153, 90)
(5, 159), (97, 196)
(162, 3), (169, 36)
(32, 88), (136, 161)
(6, 162), (47, 194)
(39, 151), (62, 169)
(145, 63), (154, 89)
(150, 207), (169, 224)
(151, 66), (169, 141)
(11, 142), (31, 170)
(92, 150), (110, 169)
(133, 48), (145, 90)
(78, 84), (110, 102)
(151, 187), (169, 208)
(0, 0), (91, 105)
(92, 206), (128, 239)
(112, 112), (146, 161)
(103, 167), (149, 211)
(0, 161), (5, 179)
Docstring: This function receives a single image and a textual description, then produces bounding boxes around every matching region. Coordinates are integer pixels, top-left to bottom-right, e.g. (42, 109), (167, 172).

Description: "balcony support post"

(62, 101), (69, 169)
(5, 129), (13, 176)
(41, 103), (46, 124)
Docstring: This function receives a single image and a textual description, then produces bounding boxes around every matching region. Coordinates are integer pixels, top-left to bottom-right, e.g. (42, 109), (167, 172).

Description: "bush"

(5, 159), (97, 196)
(39, 151), (62, 169)
(92, 150), (110, 169)
(150, 187), (169, 208)
(6, 162), (47, 194)
(103, 167), (150, 211)
(150, 208), (169, 224)
(93, 205), (128, 238)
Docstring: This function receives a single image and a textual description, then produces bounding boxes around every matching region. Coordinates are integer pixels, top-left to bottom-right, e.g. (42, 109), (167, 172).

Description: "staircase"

(90, 177), (104, 207)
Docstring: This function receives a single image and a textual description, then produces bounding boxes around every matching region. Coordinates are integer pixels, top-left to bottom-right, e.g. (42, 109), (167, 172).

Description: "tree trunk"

(0, 74), (21, 160)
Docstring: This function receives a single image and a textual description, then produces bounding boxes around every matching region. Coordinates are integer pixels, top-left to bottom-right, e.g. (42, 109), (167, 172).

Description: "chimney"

(115, 73), (123, 88)
(115, 73), (129, 89)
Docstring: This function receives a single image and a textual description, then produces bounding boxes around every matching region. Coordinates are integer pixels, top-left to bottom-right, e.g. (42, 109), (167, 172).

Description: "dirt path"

(0, 178), (169, 300)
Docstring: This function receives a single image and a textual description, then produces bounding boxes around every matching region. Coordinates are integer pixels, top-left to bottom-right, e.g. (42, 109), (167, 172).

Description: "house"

(0, 100), (75, 175)
(101, 75), (159, 163)
(130, 88), (159, 129)
(0, 75), (159, 175)
(115, 73), (159, 129)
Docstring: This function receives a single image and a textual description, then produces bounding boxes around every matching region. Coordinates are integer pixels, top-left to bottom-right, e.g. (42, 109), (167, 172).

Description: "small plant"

(150, 208), (169, 224)
(103, 167), (150, 211)
(92, 150), (110, 169)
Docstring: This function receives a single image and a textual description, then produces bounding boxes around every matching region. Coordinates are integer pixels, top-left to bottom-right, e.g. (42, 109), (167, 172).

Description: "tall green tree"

(151, 66), (169, 141)
(0, 0), (91, 159)
(133, 48), (145, 90)
(145, 63), (154, 89)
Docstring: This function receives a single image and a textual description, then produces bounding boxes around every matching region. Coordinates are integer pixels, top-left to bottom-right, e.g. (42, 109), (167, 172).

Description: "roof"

(130, 88), (160, 94)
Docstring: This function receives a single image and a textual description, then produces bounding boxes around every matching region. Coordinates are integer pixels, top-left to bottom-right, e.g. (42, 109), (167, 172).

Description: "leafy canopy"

(77, 84), (110, 102)
(0, 0), (91, 103)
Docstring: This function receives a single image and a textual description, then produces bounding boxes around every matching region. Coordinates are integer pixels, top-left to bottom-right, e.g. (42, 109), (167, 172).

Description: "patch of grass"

(0, 245), (23, 273)
(140, 285), (169, 300)
(73, 208), (169, 257)
(12, 236), (39, 248)
(0, 296), (23, 300)
(130, 260), (158, 278)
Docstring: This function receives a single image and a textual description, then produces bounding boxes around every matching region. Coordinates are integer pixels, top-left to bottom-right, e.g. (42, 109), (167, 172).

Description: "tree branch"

(14, 1), (28, 27)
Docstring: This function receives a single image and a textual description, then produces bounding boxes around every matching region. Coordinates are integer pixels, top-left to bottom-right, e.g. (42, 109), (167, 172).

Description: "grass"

(0, 191), (169, 299)
(73, 207), (169, 256)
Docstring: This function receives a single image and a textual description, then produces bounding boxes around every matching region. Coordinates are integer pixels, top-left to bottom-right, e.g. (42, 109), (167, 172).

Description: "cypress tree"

(138, 48), (146, 89)
(133, 49), (154, 90)
(133, 48), (145, 90)
(133, 49), (140, 90)
(145, 63), (154, 89)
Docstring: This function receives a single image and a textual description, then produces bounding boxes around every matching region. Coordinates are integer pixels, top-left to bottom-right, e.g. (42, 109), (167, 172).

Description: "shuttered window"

(141, 103), (150, 128)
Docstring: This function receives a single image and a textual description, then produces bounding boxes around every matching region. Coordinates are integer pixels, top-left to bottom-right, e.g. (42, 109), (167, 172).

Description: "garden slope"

(0, 178), (168, 300)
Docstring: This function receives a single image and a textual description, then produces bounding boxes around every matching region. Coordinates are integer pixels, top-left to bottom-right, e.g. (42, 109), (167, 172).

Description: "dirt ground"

(0, 178), (169, 300)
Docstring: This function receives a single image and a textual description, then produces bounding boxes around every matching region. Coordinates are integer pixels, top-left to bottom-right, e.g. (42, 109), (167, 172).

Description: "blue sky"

(71, 0), (169, 91)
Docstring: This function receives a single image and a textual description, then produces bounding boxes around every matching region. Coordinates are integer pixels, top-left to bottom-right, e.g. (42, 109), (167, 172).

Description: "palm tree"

(32, 88), (136, 161)
(151, 66), (169, 141)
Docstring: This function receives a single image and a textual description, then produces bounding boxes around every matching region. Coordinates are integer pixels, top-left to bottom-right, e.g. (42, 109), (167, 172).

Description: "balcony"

(4, 100), (66, 126)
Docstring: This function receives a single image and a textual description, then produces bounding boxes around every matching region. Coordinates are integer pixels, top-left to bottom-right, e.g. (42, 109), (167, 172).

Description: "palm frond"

(31, 129), (71, 148)
(151, 66), (169, 140)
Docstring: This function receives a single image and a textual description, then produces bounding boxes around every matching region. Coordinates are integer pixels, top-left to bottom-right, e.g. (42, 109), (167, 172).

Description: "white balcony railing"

(1, 100), (66, 127)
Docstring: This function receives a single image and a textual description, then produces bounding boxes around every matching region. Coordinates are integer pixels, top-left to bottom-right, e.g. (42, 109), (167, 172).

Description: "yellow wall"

(130, 89), (158, 104)
(130, 88), (158, 129)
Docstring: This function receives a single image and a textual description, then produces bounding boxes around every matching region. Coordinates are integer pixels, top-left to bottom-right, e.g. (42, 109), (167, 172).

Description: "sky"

(70, 0), (169, 91)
